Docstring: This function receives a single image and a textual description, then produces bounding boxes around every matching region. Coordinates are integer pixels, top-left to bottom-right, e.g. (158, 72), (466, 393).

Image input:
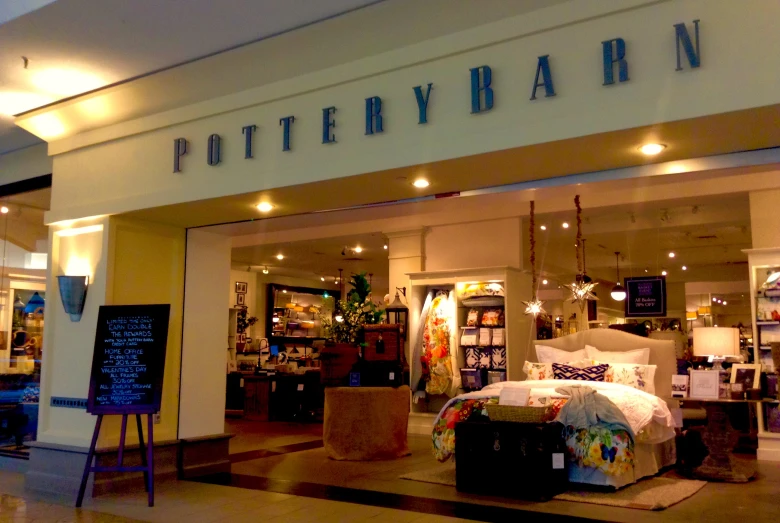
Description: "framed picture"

(235, 282), (248, 294)
(671, 375), (689, 398)
(236, 293), (246, 306)
(730, 364), (761, 389)
(689, 370), (720, 400)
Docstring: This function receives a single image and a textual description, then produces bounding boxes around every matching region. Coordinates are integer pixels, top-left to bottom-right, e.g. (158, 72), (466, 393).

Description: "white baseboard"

(408, 412), (436, 435)
(757, 447), (780, 462)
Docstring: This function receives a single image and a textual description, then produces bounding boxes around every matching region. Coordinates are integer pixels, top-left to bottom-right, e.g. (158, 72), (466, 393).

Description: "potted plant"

(236, 306), (258, 352)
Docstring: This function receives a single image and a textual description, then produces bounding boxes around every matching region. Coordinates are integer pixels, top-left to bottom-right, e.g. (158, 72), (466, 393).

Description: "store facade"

(9, 0), (780, 498)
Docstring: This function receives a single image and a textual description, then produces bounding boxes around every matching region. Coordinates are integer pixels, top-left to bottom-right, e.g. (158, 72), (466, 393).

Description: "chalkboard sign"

(625, 276), (666, 318)
(87, 304), (171, 414)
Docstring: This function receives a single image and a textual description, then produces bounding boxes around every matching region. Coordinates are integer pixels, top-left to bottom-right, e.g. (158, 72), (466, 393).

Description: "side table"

(670, 398), (774, 482)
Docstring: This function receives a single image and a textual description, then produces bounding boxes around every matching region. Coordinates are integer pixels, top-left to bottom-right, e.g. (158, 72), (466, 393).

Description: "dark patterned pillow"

(552, 363), (608, 381)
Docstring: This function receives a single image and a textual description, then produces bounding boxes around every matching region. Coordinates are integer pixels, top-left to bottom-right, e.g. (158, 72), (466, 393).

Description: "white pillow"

(585, 345), (650, 365)
(599, 362), (657, 394)
(535, 345), (588, 364)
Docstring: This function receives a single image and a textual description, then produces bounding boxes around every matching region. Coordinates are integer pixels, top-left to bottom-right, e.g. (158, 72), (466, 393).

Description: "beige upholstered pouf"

(324, 385), (411, 460)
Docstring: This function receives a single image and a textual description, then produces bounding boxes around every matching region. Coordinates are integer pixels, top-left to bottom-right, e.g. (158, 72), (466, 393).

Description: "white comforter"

(435, 380), (675, 442)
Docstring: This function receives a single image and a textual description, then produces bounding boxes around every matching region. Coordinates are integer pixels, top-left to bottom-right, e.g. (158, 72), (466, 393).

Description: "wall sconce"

(57, 275), (89, 321)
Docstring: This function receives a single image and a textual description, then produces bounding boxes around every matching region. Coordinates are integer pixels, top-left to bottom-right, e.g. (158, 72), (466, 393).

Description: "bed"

(432, 329), (678, 489)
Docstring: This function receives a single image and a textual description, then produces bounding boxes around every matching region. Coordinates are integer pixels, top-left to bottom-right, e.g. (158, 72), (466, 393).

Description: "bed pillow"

(535, 345), (587, 364)
(524, 359), (594, 380)
(585, 345), (650, 365)
(600, 362), (657, 394)
(552, 363), (609, 381)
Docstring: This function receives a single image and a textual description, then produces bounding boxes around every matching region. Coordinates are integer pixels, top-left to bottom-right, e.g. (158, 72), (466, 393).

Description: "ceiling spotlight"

(256, 202), (274, 213)
(562, 222), (569, 229)
(276, 254), (284, 260)
(723, 301), (728, 305)
(0, 206), (8, 214)
(354, 246), (363, 253)
(321, 277), (325, 281)
(383, 244), (388, 250)
(713, 297), (717, 302)
(262, 266), (269, 274)
(412, 178), (430, 188)
(639, 143), (666, 156)
(661, 270), (668, 276)
(542, 279), (548, 285)
(540, 225), (547, 231)
(282, 289), (287, 293)
(644, 268), (648, 273)
(682, 265), (687, 271)
(668, 252), (675, 258)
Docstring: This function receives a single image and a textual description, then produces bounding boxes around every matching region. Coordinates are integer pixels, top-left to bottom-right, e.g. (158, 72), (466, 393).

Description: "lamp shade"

(57, 275), (89, 322)
(610, 283), (626, 301)
(686, 311), (698, 320)
(692, 327), (739, 358)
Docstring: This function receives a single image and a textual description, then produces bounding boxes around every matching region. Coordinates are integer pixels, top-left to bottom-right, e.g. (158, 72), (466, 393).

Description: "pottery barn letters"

(172, 20), (700, 173)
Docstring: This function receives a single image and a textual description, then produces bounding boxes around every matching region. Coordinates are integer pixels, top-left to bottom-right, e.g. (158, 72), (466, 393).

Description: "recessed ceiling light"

(354, 246), (363, 253)
(412, 178), (430, 188)
(562, 222), (569, 229)
(0, 206), (8, 214)
(668, 252), (675, 258)
(542, 279), (548, 285)
(321, 277), (325, 281)
(682, 265), (687, 271)
(661, 270), (668, 276)
(256, 202), (274, 213)
(276, 254), (284, 260)
(639, 143), (666, 156)
(540, 225), (547, 231)
(383, 244), (388, 250)
(262, 267), (269, 274)
(713, 297), (717, 302)
(723, 301), (728, 305)
(282, 289), (287, 293)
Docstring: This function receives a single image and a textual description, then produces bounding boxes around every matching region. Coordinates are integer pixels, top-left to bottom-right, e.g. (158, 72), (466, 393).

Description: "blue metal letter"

(242, 125), (257, 159)
(173, 138), (188, 173)
(413, 83), (433, 124)
(365, 96), (383, 135)
(674, 19), (701, 70)
(322, 106), (337, 144)
(207, 134), (221, 166)
(469, 66), (493, 114)
(602, 38), (628, 85)
(530, 55), (556, 100)
(279, 116), (294, 151)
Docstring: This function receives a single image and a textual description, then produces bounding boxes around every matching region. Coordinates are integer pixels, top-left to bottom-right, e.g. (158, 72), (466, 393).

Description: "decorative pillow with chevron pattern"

(552, 363), (609, 381)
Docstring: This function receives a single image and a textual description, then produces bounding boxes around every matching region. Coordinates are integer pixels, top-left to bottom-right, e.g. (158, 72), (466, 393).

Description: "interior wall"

(750, 188), (780, 249)
(425, 218), (522, 272)
(0, 144), (52, 185)
(179, 229), (230, 439)
(229, 268), (257, 337)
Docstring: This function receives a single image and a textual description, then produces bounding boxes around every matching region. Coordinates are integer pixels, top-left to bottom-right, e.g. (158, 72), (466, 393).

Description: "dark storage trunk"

(363, 324), (404, 361)
(455, 420), (569, 501)
(350, 360), (404, 387)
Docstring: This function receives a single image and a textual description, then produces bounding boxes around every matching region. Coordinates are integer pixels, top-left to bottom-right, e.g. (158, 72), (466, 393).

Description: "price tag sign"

(297, 383), (304, 391)
(499, 388), (530, 406)
(349, 373), (361, 387)
(389, 372), (395, 380)
(552, 453), (565, 470)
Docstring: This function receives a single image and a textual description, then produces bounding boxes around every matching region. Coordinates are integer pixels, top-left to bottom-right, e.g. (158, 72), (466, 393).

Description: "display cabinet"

(405, 267), (532, 432)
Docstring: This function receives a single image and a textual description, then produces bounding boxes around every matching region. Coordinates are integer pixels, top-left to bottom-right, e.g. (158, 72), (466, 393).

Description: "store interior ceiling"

(0, 187), (49, 253)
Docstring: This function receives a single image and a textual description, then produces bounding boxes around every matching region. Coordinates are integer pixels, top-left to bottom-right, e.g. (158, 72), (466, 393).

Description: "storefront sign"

(625, 276), (667, 318)
(87, 304), (171, 414)
(171, 20), (700, 172)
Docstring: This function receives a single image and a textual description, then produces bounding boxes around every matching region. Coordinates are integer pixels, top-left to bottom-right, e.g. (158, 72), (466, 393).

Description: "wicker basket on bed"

(486, 404), (555, 423)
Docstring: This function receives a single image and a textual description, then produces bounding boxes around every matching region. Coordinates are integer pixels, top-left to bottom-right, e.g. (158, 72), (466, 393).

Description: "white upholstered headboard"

(531, 329), (676, 398)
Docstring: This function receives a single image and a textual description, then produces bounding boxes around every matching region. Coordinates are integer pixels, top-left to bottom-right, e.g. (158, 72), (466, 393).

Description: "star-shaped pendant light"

(523, 298), (546, 316)
(563, 278), (598, 310)
(566, 196), (598, 311)
(524, 200), (545, 317)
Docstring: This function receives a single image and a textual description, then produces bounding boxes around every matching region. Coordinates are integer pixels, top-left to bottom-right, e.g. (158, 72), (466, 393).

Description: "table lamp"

(692, 327), (739, 371)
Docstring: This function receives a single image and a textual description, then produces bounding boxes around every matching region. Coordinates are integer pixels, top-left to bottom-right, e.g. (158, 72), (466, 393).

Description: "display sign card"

(625, 276), (667, 317)
(87, 305), (171, 414)
(671, 375), (689, 398)
(499, 388), (530, 406)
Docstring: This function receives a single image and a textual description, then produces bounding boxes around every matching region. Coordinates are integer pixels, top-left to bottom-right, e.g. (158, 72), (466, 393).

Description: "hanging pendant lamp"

(563, 196), (597, 311)
(611, 251), (627, 301)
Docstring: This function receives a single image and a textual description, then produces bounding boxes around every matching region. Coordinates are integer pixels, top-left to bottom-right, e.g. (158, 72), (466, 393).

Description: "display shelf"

(757, 321), (780, 326)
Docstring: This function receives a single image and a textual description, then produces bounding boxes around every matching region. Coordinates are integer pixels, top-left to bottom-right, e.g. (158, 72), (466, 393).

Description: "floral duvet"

(432, 380), (674, 479)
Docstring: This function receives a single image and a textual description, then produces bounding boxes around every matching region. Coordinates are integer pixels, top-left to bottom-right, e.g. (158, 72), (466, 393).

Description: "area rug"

(400, 466), (707, 510)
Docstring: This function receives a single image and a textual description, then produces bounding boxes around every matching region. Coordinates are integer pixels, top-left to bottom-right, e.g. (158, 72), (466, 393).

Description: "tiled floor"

(0, 473), (479, 523)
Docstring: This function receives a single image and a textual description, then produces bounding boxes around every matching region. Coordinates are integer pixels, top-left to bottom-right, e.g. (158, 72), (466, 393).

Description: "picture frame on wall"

(730, 363), (761, 389)
(236, 293), (246, 306)
(235, 282), (248, 294)
(689, 370), (720, 400)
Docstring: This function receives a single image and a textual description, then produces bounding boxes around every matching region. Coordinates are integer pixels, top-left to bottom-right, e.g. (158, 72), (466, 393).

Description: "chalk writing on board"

(88, 305), (170, 414)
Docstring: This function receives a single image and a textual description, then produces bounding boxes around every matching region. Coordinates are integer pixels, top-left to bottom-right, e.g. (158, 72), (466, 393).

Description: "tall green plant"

(323, 272), (384, 344)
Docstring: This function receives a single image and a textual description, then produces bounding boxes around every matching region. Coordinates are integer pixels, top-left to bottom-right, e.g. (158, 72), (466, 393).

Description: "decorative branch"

(530, 200), (536, 299)
(575, 195), (583, 275)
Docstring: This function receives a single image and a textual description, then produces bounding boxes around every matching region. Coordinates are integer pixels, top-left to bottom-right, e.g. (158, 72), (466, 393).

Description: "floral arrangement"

(236, 306), (258, 334)
(323, 272), (384, 344)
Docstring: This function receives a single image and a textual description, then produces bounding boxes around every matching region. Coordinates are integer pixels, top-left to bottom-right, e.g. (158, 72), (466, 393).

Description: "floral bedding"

(432, 380), (674, 478)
